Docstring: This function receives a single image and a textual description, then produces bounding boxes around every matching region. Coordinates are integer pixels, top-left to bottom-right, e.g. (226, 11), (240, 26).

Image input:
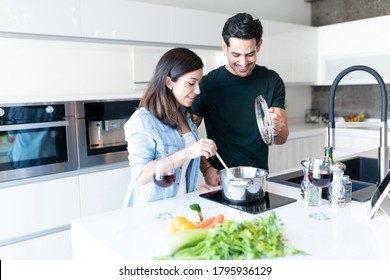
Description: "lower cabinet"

(268, 132), (326, 174)
(0, 175), (80, 259)
(332, 128), (380, 158)
(0, 175), (80, 242)
(0, 164), (131, 259)
(78, 165), (131, 217)
(0, 229), (72, 260)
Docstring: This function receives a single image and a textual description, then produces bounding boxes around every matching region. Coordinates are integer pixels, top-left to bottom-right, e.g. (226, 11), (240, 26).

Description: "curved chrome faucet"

(328, 65), (389, 182)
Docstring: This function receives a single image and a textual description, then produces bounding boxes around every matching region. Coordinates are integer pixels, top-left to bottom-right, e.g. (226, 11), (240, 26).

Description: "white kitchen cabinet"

(80, 0), (227, 47)
(78, 164), (131, 217)
(317, 15), (390, 85)
(0, 37), (133, 99)
(170, 7), (226, 47)
(268, 132), (325, 173)
(80, 0), (172, 43)
(131, 46), (225, 91)
(262, 20), (317, 85)
(332, 128), (381, 159)
(0, 229), (72, 260)
(0, 0), (81, 37)
(131, 46), (169, 90)
(0, 175), (80, 242)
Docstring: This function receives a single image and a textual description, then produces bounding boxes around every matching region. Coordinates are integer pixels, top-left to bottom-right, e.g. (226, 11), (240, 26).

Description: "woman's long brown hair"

(140, 48), (203, 129)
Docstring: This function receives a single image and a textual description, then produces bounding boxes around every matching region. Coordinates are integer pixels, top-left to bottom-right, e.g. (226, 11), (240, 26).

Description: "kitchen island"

(71, 173), (390, 260)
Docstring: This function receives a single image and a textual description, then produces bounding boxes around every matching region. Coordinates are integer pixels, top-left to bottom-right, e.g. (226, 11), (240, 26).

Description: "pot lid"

(255, 95), (274, 145)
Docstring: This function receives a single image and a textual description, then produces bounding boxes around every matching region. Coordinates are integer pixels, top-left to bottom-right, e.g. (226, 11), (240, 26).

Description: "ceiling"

(130, 0), (312, 25)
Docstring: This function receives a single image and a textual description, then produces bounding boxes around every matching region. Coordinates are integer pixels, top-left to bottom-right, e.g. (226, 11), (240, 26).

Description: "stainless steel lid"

(255, 95), (274, 145)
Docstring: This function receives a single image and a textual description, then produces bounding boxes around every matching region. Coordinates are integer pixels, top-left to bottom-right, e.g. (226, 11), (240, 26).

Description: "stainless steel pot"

(218, 166), (268, 203)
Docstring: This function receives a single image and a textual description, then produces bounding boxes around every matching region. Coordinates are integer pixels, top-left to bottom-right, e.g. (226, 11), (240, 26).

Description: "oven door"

(0, 103), (78, 183)
(75, 99), (139, 168)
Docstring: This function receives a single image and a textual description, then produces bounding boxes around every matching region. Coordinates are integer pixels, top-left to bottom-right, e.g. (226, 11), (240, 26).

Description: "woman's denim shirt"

(122, 106), (200, 207)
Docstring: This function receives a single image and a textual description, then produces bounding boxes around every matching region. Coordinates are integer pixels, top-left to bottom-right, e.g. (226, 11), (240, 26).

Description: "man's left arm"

(269, 107), (289, 144)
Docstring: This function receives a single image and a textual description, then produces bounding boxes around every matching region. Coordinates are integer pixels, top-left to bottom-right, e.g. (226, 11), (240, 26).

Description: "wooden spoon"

(215, 152), (235, 178)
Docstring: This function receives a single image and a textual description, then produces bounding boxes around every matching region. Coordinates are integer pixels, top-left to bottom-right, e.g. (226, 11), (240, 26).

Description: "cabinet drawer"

(0, 176), (80, 241)
(0, 229), (72, 259)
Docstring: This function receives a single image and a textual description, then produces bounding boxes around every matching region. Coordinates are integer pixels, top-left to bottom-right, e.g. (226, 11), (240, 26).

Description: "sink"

(268, 156), (381, 202)
(342, 156), (379, 184)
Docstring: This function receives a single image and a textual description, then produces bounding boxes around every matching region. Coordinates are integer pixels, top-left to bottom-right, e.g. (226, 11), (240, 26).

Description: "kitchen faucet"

(328, 65), (389, 182)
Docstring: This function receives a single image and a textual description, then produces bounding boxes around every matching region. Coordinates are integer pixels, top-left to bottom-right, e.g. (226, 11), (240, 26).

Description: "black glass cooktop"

(199, 190), (297, 215)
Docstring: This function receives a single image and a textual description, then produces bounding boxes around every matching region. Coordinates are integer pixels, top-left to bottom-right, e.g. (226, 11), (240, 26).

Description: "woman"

(123, 48), (217, 207)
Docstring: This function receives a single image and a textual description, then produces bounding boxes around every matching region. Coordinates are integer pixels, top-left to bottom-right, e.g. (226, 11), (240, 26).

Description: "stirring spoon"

(215, 152), (235, 178)
(215, 152), (250, 186)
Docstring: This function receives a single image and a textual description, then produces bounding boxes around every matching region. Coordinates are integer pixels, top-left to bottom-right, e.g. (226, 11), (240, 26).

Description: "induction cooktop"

(199, 190), (297, 215)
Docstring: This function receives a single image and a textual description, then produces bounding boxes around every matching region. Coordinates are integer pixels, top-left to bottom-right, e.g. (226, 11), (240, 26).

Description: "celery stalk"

(154, 228), (209, 258)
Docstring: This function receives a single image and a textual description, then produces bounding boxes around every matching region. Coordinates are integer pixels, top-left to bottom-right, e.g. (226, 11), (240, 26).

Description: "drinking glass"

(308, 156), (333, 220)
(154, 158), (176, 220)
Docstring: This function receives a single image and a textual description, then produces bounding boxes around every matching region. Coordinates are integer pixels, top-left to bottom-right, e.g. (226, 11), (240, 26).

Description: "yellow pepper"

(169, 216), (196, 232)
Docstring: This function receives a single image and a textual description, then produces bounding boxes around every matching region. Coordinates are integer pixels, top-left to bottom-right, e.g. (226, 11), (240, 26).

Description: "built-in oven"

(75, 98), (140, 168)
(0, 102), (78, 183)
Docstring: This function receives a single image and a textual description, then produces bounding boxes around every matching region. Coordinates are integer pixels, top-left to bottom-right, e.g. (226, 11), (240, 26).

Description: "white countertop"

(287, 120), (327, 139)
(70, 177), (390, 260)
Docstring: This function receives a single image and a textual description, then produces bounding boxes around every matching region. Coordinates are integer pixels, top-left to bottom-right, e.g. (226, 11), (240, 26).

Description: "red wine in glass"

(308, 156), (333, 221)
(154, 158), (176, 220)
(308, 171), (332, 188)
(153, 173), (176, 188)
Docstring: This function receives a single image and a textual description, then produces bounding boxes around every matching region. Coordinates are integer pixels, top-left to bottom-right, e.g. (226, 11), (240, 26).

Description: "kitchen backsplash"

(311, 84), (390, 119)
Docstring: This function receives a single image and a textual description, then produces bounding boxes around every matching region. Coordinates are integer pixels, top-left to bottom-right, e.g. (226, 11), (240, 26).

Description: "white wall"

(285, 86), (312, 122)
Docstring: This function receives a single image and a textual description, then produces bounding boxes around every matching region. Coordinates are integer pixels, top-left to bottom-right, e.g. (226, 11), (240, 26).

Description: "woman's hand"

(186, 138), (217, 159)
(198, 184), (216, 191)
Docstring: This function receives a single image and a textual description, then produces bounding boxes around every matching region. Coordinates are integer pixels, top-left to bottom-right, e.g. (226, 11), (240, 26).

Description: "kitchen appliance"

(0, 102), (77, 183)
(75, 99), (140, 168)
(200, 190), (296, 215)
(219, 166), (268, 202)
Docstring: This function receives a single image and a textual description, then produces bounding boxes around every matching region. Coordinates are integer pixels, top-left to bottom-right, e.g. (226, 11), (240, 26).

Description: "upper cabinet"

(80, 0), (226, 47)
(170, 7), (226, 47)
(317, 15), (390, 85)
(3, 1), (389, 87)
(80, 0), (172, 44)
(261, 20), (318, 85)
(0, 0), (226, 47)
(0, 0), (81, 37)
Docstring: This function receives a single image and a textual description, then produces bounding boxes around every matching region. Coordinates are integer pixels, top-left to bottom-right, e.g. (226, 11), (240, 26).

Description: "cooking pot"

(218, 166), (268, 203)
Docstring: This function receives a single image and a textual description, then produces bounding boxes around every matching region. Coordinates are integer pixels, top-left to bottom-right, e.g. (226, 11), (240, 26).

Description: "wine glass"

(307, 156), (333, 220)
(154, 157), (176, 220)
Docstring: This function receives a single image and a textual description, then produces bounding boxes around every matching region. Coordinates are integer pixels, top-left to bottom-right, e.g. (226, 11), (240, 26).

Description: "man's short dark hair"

(222, 12), (263, 46)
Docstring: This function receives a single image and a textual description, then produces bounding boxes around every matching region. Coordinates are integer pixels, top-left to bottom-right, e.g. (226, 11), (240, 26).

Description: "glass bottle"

(324, 146), (335, 199)
(324, 147), (335, 164)
(302, 157), (320, 207)
(329, 162), (346, 207)
(300, 158), (309, 199)
(342, 175), (352, 203)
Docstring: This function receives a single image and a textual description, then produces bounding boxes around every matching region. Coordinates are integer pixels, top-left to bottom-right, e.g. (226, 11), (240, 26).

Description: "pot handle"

(229, 178), (253, 186)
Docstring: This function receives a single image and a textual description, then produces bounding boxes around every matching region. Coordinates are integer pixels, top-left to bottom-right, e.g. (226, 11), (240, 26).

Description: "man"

(192, 12), (289, 186)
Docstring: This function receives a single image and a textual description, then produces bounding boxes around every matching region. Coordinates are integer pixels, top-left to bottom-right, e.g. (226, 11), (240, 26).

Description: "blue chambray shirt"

(122, 106), (200, 207)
